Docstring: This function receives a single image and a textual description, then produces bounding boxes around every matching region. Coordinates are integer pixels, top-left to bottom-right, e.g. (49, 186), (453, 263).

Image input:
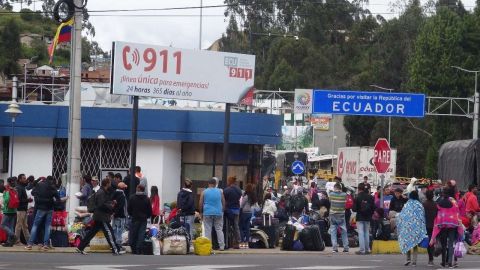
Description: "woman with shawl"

(430, 187), (463, 268)
(397, 190), (426, 266)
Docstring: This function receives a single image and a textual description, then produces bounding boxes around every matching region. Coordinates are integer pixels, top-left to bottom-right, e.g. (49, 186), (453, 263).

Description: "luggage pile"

(156, 226), (191, 255)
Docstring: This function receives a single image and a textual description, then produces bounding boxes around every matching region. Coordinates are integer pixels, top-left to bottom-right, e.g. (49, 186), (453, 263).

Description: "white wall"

(136, 140), (181, 209)
(4, 137), (53, 179)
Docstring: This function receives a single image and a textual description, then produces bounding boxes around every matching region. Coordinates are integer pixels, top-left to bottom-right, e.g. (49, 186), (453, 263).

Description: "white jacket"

(262, 199), (277, 216)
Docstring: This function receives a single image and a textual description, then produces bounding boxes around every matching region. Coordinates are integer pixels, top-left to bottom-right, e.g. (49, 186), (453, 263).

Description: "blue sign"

(312, 90), (425, 118)
(291, 160), (305, 175)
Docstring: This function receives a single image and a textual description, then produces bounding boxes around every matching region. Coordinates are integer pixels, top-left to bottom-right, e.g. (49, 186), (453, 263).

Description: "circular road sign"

(291, 160), (305, 175)
(373, 138), (391, 174)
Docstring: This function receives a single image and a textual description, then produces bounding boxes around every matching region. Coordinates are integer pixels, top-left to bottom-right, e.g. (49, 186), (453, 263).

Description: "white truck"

(336, 146), (397, 188)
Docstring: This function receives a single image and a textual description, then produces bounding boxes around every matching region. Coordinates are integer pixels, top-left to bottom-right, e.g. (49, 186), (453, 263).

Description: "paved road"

(1, 252), (480, 270)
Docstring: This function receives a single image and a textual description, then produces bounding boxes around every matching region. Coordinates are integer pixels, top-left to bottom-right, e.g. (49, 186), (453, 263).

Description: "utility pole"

(370, 84), (394, 145)
(66, 0), (83, 222)
(451, 66), (480, 139)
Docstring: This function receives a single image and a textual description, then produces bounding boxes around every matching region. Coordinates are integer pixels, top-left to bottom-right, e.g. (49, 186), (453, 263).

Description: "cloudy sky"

(14, 0), (479, 51)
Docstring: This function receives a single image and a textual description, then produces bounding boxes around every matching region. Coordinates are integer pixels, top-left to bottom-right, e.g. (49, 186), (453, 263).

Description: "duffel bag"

(162, 235), (188, 255)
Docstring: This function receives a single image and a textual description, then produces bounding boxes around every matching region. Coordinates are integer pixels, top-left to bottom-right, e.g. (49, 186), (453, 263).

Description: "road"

(1, 252), (480, 270)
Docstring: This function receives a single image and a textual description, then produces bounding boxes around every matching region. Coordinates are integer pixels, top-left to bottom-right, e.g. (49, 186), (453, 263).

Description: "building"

(0, 86), (282, 209)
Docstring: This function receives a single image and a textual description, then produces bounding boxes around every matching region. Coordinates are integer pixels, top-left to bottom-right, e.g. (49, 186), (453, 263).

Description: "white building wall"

(4, 137), (53, 179)
(136, 140), (181, 209)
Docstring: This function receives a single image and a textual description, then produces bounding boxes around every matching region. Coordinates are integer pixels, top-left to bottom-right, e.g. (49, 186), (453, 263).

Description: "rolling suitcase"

(50, 230), (69, 247)
(299, 225), (325, 251)
(139, 239), (154, 255)
(259, 225), (276, 248)
(281, 224), (296, 250)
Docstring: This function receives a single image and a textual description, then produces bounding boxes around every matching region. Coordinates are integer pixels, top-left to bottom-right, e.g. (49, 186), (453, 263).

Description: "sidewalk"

(0, 245), (363, 255)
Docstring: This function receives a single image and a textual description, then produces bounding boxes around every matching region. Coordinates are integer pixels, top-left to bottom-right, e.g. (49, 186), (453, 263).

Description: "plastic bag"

(152, 238), (161, 256)
(194, 236), (212, 256)
(454, 241), (467, 258)
(419, 235), (429, 249)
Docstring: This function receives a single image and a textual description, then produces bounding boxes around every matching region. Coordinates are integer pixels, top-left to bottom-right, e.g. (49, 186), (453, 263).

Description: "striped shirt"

(329, 191), (347, 214)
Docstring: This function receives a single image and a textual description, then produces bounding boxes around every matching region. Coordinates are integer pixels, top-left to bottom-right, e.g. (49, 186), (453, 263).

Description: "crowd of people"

(0, 167), (475, 265)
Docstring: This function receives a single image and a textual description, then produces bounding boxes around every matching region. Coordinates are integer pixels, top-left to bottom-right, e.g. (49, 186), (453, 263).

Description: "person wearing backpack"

(26, 176), (63, 251)
(1, 177), (19, 247)
(76, 178), (124, 255)
(353, 182), (375, 255)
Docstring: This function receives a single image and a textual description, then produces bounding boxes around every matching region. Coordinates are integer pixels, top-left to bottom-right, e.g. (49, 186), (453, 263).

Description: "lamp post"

(98, 134), (105, 178)
(370, 84), (394, 144)
(5, 77), (22, 177)
(451, 66), (480, 139)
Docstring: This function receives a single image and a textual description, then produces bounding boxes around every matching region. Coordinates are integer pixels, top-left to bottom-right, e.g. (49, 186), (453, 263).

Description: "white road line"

(157, 265), (258, 270)
(58, 265), (143, 270)
(281, 267), (378, 270)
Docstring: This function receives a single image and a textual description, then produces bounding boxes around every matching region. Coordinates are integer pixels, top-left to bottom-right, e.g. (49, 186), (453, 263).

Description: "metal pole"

(99, 139), (102, 176)
(66, 0), (83, 221)
(222, 103), (231, 188)
(10, 117), (15, 178)
(379, 174), (385, 212)
(24, 63), (27, 98)
(294, 113), (297, 152)
(474, 72), (479, 139)
(199, 0), (203, 50)
(331, 115), (335, 173)
(129, 96), (139, 196)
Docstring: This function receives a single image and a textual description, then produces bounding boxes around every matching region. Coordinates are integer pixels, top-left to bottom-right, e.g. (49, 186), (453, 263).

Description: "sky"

(11, 0), (479, 51)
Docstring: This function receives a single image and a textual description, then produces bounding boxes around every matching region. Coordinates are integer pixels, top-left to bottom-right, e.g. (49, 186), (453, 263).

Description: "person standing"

(76, 178), (123, 255)
(362, 176), (371, 194)
(353, 183), (375, 255)
(1, 178), (18, 247)
(200, 178), (225, 251)
(26, 176), (63, 251)
(150, 186), (160, 224)
(78, 175), (93, 207)
(431, 188), (463, 268)
(177, 179), (195, 239)
(14, 174), (30, 245)
(397, 190), (426, 267)
(135, 166), (148, 196)
(112, 181), (128, 252)
(328, 183), (349, 253)
(127, 185), (152, 254)
(423, 189), (438, 266)
(240, 183), (257, 249)
(223, 176), (242, 249)
(91, 176), (100, 193)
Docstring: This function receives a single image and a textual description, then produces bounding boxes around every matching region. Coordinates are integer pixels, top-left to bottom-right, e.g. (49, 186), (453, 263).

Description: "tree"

(0, 18), (21, 75)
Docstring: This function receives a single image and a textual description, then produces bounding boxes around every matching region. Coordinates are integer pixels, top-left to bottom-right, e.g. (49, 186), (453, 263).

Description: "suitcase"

(281, 224), (296, 250)
(299, 225), (325, 251)
(50, 230), (69, 247)
(259, 225), (276, 248)
(139, 239), (154, 255)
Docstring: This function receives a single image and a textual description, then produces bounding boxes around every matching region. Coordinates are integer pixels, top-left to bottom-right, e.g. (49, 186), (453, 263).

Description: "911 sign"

(111, 41), (256, 103)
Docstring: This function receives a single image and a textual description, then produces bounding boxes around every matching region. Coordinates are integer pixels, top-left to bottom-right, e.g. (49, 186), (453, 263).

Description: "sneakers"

(332, 249), (338, 253)
(355, 251), (365, 255)
(427, 261), (434, 267)
(118, 249), (126, 255)
(24, 245), (32, 250)
(404, 261), (411, 266)
(75, 248), (88, 255)
(343, 249), (349, 253)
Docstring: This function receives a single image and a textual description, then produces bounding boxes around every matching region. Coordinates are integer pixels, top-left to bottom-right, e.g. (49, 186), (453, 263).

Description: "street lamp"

(370, 84), (394, 144)
(98, 134), (105, 178)
(5, 77), (22, 177)
(451, 66), (480, 139)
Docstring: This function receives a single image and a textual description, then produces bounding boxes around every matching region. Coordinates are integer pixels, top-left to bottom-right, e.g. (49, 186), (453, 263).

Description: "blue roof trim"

(0, 104), (282, 145)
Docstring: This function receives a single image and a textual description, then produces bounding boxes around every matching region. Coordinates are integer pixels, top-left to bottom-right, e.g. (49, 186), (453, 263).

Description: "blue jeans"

(1, 214), (16, 237)
(112, 217), (126, 246)
(129, 220), (147, 254)
(28, 210), (53, 246)
(357, 221), (370, 253)
(184, 215), (195, 239)
(329, 213), (348, 251)
(239, 212), (251, 242)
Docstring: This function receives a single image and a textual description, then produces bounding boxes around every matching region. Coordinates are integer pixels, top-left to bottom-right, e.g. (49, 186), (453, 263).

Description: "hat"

(394, 188), (403, 193)
(92, 176), (99, 182)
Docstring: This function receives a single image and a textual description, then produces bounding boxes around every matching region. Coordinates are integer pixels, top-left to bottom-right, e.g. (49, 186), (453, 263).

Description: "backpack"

(345, 194), (353, 210)
(86, 192), (96, 213)
(7, 188), (19, 209)
(290, 194), (305, 213)
(375, 218), (391, 240)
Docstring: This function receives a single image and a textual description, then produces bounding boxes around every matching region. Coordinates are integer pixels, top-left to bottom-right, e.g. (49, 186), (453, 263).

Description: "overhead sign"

(295, 89), (426, 118)
(373, 138), (391, 174)
(111, 41), (255, 103)
(291, 160), (305, 175)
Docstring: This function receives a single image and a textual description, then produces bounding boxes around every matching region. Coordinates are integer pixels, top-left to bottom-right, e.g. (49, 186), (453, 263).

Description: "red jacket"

(464, 192), (480, 214)
(151, 195), (160, 216)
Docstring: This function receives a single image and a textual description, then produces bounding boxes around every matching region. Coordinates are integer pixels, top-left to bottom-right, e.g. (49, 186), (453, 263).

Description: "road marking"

(58, 265), (143, 270)
(281, 267), (378, 270)
(157, 265), (257, 270)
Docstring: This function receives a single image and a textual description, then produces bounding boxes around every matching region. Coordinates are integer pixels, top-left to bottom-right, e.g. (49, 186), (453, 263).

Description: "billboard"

(111, 41), (256, 103)
(295, 89), (426, 118)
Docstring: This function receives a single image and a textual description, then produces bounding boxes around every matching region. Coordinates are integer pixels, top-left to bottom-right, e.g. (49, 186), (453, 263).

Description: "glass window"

(183, 164), (213, 181)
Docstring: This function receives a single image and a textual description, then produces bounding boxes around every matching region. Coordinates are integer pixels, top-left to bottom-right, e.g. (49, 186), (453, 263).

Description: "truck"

(336, 146), (397, 188)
